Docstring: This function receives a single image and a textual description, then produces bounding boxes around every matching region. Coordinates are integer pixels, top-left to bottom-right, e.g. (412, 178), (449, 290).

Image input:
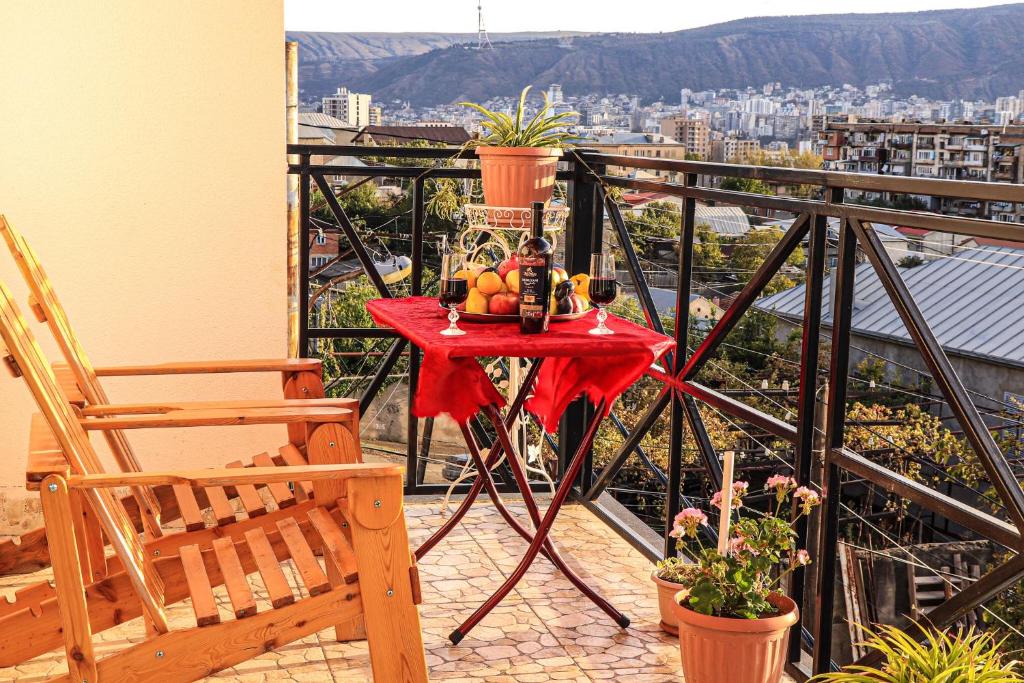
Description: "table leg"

(451, 399), (629, 644)
(482, 403), (630, 626)
(414, 358), (544, 560)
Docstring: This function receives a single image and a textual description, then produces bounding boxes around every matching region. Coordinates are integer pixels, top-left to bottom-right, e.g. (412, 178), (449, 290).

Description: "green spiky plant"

(812, 623), (1024, 682)
(459, 86), (578, 148)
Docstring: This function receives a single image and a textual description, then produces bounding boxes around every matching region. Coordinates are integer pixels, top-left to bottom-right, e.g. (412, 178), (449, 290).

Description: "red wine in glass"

(440, 277), (469, 308)
(588, 278), (618, 307)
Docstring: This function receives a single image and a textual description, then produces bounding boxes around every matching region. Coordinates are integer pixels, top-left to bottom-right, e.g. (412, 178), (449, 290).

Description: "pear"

(466, 287), (490, 315)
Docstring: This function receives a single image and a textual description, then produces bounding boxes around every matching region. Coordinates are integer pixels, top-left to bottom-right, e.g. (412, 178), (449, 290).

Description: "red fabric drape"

(367, 297), (674, 429)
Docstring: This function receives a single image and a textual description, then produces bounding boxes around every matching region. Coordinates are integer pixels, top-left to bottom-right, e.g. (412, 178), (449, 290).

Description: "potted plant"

(460, 86), (577, 217)
(653, 513), (702, 635)
(811, 622), (1024, 682)
(666, 469), (822, 683)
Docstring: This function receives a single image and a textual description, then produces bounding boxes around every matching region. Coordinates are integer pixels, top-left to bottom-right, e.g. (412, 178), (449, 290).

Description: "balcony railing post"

(813, 214), (856, 675)
(788, 194), (834, 663)
(560, 153), (601, 491)
(406, 177), (425, 494)
(665, 171), (699, 555)
(298, 152), (311, 358)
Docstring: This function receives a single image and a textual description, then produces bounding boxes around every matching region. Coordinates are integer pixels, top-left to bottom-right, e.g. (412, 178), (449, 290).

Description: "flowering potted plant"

(459, 86), (577, 217)
(664, 467), (822, 683)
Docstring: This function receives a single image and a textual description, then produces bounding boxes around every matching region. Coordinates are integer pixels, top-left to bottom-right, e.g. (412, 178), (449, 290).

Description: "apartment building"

(588, 132), (690, 182)
(321, 87), (372, 127)
(711, 137), (762, 163)
(819, 121), (1024, 223)
(658, 115), (710, 160)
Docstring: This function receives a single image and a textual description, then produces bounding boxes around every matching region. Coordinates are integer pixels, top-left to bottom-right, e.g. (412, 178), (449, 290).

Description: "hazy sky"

(285, 0), (1014, 33)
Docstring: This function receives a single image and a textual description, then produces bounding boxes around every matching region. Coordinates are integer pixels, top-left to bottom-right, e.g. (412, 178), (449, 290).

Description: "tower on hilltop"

(477, 0), (493, 50)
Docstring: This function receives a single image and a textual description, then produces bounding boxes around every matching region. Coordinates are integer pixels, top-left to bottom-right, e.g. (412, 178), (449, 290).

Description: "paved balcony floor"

(1, 499), (720, 681)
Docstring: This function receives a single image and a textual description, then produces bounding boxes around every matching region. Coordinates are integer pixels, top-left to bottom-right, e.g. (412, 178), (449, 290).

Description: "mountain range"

(287, 4), (1024, 106)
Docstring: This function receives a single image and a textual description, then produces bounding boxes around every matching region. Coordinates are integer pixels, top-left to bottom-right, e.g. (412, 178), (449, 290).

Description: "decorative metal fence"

(288, 144), (1024, 679)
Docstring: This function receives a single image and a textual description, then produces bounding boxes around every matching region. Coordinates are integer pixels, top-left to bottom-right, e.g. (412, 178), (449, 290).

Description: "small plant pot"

(672, 592), (798, 683)
(651, 571), (685, 635)
(475, 146), (561, 225)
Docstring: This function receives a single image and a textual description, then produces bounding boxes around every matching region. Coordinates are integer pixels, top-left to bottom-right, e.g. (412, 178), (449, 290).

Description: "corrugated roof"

(755, 246), (1024, 367)
(695, 204), (750, 236)
(299, 112), (353, 129)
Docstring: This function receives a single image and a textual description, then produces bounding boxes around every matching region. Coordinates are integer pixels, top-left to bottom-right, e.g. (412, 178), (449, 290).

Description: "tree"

(720, 176), (774, 196)
(693, 225), (724, 272)
(622, 201), (681, 256)
(727, 228), (804, 295)
(898, 254), (925, 268)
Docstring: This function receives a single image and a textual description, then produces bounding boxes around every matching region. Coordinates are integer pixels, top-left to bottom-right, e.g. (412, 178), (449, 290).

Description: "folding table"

(367, 296), (674, 643)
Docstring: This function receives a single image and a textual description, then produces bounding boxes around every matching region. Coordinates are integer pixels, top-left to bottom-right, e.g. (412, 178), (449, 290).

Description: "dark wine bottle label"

(518, 257), (551, 321)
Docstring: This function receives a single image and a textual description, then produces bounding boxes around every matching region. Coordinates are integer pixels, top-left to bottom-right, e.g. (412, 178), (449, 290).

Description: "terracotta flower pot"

(475, 146), (561, 225)
(672, 592), (799, 683)
(652, 571), (685, 635)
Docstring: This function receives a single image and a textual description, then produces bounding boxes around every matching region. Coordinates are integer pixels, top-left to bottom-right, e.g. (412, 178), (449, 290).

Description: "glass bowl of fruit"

(440, 256), (592, 323)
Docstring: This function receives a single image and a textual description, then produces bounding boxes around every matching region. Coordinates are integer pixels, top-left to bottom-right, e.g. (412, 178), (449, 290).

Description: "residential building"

(321, 87), (372, 127)
(369, 105), (383, 126)
(710, 137), (761, 163)
(658, 115), (710, 159)
(818, 121), (1024, 222)
(588, 132), (690, 181)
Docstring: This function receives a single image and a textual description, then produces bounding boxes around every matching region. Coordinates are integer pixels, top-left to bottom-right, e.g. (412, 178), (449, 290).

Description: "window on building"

(315, 231), (327, 245)
(310, 256), (330, 268)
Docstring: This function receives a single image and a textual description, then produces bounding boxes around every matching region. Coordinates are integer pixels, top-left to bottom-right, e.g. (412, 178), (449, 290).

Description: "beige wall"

(0, 1), (286, 533)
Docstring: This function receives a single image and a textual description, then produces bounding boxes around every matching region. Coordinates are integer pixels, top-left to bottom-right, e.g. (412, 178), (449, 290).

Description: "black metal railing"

(288, 143), (1024, 679)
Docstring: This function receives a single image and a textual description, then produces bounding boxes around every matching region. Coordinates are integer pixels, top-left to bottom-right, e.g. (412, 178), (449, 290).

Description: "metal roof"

(695, 204), (750, 236)
(298, 112), (353, 129)
(754, 246), (1024, 368)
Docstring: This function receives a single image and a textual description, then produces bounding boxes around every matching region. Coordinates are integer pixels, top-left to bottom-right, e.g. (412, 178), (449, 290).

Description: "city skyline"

(285, 0), (1016, 33)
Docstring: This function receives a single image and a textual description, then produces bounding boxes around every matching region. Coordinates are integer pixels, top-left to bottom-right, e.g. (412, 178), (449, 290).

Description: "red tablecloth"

(367, 297), (674, 429)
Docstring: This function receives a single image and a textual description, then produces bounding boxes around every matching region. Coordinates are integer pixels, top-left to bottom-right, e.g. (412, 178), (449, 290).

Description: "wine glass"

(439, 252), (468, 336)
(588, 253), (617, 335)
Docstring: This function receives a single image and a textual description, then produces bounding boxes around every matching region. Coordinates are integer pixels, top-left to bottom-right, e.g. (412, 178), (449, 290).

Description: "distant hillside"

(286, 31), (586, 100)
(291, 5), (1024, 105)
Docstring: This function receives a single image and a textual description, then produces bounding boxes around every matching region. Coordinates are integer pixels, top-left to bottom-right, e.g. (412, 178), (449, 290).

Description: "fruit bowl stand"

(441, 203), (571, 512)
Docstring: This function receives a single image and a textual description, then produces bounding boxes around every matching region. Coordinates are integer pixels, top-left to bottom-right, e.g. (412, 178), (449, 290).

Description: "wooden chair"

(0, 214), (359, 575)
(0, 278), (428, 681)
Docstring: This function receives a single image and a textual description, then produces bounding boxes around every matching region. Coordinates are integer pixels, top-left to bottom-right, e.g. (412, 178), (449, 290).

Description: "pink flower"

(766, 474), (798, 504)
(794, 487), (822, 514)
(673, 507), (709, 539)
(794, 549), (812, 566)
(711, 483), (747, 510)
(728, 535), (756, 555)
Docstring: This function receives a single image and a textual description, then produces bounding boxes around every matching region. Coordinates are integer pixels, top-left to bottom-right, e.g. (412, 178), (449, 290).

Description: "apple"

(570, 294), (589, 313)
(497, 255), (518, 280)
(488, 292), (518, 315)
(553, 266), (569, 282)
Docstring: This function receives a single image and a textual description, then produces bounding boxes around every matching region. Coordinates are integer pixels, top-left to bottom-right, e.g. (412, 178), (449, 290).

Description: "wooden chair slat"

(253, 452), (295, 508)
(278, 444), (313, 499)
(205, 485), (237, 526)
(243, 528), (295, 609)
(179, 544), (221, 627)
(307, 507), (358, 584)
(212, 538), (256, 619)
(172, 485), (205, 532)
(276, 517), (330, 596)
(226, 462), (267, 518)
(0, 279), (168, 631)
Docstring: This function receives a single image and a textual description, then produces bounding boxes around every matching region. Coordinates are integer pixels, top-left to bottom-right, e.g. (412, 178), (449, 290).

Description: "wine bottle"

(517, 201), (553, 334)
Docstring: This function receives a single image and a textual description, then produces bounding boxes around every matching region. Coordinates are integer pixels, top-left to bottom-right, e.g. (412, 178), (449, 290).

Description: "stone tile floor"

(0, 499), (793, 681)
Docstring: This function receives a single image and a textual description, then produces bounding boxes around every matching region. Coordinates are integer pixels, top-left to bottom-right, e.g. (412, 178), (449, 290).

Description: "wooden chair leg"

(347, 473), (428, 683)
(40, 475), (98, 683)
(308, 422), (365, 642)
(70, 488), (106, 583)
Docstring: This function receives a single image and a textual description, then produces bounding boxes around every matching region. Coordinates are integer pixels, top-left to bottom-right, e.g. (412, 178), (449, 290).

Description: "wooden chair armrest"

(79, 397), (357, 416)
(26, 414), (69, 491)
(91, 358), (322, 376)
(80, 406), (352, 431)
(67, 463), (403, 489)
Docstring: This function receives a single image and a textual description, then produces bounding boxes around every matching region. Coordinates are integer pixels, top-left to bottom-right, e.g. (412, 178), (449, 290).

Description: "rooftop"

(756, 245), (1024, 368)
